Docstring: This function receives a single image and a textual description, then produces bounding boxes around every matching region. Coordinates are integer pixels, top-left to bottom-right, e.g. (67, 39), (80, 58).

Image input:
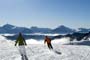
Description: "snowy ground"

(0, 35), (90, 60)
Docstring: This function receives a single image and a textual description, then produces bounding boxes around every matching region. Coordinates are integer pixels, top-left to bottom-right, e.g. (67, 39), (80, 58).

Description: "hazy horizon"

(0, 23), (90, 30)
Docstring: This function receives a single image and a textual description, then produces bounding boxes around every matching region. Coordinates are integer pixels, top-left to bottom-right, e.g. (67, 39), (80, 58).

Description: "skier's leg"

(22, 46), (28, 60)
(19, 46), (24, 60)
(50, 43), (53, 49)
(24, 55), (28, 60)
(19, 46), (22, 55)
(19, 46), (28, 60)
(48, 44), (53, 50)
(47, 44), (51, 49)
(21, 54), (24, 60)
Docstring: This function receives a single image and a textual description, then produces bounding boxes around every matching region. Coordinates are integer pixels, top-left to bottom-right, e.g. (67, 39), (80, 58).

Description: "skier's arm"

(24, 40), (27, 45)
(23, 38), (27, 45)
(15, 38), (19, 46)
(44, 39), (47, 44)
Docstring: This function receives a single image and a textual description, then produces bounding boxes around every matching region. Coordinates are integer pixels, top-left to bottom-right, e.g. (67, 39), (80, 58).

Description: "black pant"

(47, 43), (53, 50)
(21, 54), (28, 60)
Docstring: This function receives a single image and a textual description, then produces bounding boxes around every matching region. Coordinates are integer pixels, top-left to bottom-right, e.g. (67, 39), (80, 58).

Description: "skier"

(15, 32), (28, 60)
(44, 36), (53, 50)
(44, 36), (61, 55)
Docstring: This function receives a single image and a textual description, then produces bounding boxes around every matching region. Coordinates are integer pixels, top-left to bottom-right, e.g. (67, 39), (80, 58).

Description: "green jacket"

(15, 34), (27, 46)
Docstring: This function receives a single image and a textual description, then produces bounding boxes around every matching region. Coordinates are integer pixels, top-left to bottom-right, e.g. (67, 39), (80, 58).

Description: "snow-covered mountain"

(0, 24), (90, 34)
(0, 24), (33, 34)
(52, 25), (76, 34)
(78, 28), (90, 33)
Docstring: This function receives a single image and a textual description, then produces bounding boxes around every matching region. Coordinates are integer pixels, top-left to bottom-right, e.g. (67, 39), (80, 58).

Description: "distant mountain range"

(78, 28), (90, 33)
(52, 25), (76, 34)
(0, 24), (90, 34)
(0, 24), (32, 34)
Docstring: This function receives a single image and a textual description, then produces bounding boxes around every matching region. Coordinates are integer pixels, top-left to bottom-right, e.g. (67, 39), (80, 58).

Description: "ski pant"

(47, 43), (53, 50)
(18, 46), (28, 60)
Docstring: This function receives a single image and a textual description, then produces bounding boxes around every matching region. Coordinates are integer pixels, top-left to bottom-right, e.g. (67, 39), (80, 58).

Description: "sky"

(0, 0), (90, 29)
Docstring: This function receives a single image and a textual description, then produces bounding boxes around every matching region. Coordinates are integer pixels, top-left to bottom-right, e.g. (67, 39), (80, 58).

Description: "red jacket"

(44, 36), (51, 44)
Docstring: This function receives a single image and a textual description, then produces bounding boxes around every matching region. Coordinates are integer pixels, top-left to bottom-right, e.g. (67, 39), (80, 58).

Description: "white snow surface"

(0, 35), (90, 60)
(0, 34), (15, 36)
(26, 37), (70, 44)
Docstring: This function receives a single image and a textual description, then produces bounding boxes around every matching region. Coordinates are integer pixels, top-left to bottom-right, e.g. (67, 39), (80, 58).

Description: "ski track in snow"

(0, 42), (90, 60)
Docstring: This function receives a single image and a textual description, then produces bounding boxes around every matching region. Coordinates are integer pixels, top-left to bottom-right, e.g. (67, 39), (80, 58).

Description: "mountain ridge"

(0, 24), (90, 34)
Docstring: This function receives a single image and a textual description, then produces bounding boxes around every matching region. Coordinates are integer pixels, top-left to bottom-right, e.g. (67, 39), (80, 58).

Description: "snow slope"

(0, 35), (90, 60)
